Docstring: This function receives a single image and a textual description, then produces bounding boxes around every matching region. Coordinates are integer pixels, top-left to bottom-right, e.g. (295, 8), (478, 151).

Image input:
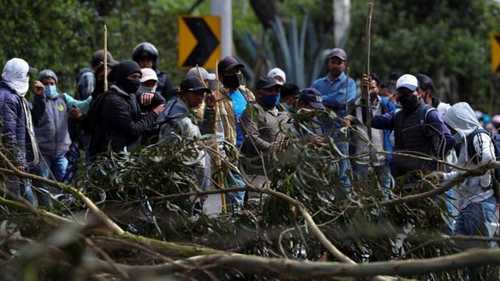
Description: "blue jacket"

(0, 81), (28, 167)
(372, 103), (455, 154)
(32, 94), (71, 157)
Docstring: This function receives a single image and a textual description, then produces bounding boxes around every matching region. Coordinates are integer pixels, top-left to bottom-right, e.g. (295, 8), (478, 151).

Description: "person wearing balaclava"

(439, 102), (498, 277)
(216, 56), (255, 148)
(0, 58), (39, 205)
(372, 74), (454, 178)
(87, 60), (165, 160)
(212, 56), (257, 208)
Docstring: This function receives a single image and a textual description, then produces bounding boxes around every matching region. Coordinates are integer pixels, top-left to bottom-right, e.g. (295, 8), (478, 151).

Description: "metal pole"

(211, 0), (232, 57)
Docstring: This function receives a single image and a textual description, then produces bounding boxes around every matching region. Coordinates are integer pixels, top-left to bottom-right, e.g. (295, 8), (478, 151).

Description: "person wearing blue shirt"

(312, 48), (358, 198)
(312, 48), (357, 118)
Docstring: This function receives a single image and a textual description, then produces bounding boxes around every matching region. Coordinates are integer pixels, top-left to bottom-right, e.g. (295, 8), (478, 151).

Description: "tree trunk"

(333, 0), (351, 48)
(249, 0), (278, 29)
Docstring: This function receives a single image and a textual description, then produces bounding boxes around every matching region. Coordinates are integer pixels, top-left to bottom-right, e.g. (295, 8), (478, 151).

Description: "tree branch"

(88, 248), (500, 279)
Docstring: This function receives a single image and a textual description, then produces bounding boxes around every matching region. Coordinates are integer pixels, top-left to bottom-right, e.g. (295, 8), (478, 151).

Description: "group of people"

(0, 43), (498, 243)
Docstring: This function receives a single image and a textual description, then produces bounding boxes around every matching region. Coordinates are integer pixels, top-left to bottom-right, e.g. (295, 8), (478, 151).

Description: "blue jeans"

(34, 154), (68, 207)
(335, 141), (352, 194)
(39, 154), (69, 182)
(227, 171), (245, 207)
(443, 189), (460, 234)
(455, 196), (498, 280)
(455, 196), (498, 241)
(6, 176), (38, 207)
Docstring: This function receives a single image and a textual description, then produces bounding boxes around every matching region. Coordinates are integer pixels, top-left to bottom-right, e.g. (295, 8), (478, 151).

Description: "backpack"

(466, 128), (500, 201)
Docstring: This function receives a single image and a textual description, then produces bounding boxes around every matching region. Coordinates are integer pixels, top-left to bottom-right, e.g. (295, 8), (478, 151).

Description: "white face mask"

(137, 85), (156, 95)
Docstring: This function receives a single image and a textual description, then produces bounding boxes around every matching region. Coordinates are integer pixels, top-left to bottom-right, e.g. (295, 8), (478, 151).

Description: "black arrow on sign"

(182, 17), (219, 67)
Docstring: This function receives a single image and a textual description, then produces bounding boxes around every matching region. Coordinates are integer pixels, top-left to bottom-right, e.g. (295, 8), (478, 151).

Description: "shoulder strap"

(419, 104), (436, 124)
(466, 128), (490, 164)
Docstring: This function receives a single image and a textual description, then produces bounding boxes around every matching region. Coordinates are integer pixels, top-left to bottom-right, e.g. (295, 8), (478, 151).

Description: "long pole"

(104, 24), (108, 92)
(212, 63), (227, 213)
(365, 2), (374, 141)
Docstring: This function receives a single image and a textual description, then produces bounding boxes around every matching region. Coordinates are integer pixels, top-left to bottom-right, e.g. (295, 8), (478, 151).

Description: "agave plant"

(237, 15), (330, 88)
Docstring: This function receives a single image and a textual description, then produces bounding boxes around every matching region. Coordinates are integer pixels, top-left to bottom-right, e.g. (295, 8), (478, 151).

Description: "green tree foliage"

(0, 0), (191, 94)
(0, 0), (95, 89)
(346, 0), (500, 111)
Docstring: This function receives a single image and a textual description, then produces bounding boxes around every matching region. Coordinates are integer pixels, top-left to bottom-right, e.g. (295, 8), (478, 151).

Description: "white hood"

(443, 102), (481, 136)
(1, 58), (30, 96)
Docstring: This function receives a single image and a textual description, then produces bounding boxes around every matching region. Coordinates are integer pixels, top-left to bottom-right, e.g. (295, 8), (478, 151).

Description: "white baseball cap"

(396, 74), (418, 91)
(267, 67), (286, 84)
(140, 68), (158, 83)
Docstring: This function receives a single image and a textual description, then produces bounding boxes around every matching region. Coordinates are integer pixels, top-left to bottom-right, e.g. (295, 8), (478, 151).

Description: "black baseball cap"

(91, 49), (118, 70)
(299, 88), (325, 110)
(281, 83), (300, 98)
(180, 76), (210, 93)
(255, 76), (281, 90)
(218, 56), (244, 75)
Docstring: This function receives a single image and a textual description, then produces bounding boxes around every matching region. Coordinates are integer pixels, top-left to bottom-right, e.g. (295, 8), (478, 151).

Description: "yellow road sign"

(492, 32), (500, 73)
(178, 16), (221, 70)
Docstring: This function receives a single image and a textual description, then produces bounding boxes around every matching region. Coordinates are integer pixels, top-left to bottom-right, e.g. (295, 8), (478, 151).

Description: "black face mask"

(399, 94), (419, 112)
(94, 78), (104, 94)
(223, 74), (240, 89)
(110, 61), (142, 94)
(118, 78), (140, 94)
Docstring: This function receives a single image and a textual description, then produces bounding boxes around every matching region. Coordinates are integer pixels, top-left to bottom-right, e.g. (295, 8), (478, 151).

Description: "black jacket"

(87, 85), (158, 158)
(157, 71), (175, 101)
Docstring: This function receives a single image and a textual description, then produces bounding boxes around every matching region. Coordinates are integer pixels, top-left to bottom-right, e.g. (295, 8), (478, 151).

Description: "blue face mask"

(44, 85), (58, 99)
(261, 94), (280, 108)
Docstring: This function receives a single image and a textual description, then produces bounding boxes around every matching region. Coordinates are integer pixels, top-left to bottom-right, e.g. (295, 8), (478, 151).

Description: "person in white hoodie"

(441, 102), (498, 242)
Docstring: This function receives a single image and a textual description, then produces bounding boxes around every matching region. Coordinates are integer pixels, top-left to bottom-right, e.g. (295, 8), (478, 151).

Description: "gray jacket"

(32, 94), (71, 157)
(442, 102), (495, 209)
(240, 102), (291, 156)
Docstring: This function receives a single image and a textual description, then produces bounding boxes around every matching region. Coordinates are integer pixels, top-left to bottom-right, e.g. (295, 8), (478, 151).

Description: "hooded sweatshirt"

(158, 97), (211, 190)
(442, 102), (495, 209)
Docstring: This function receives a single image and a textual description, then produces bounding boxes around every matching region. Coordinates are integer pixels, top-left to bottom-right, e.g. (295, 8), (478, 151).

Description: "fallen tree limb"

(0, 194), (223, 257)
(86, 248), (500, 279)
(0, 149), (124, 235)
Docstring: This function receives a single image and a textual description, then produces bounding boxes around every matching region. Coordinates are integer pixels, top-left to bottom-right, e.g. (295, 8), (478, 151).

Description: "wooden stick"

(104, 24), (108, 92)
(365, 1), (374, 141)
(213, 62), (227, 213)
